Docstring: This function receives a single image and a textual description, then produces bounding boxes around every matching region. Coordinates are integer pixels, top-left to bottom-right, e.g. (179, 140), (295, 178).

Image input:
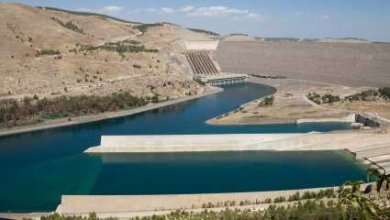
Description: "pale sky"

(2, 0), (390, 41)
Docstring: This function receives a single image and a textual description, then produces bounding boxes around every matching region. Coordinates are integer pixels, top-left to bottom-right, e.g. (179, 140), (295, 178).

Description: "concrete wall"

(56, 186), (340, 216)
(184, 40), (220, 51)
(215, 40), (390, 87)
(86, 134), (301, 153)
(85, 131), (390, 154)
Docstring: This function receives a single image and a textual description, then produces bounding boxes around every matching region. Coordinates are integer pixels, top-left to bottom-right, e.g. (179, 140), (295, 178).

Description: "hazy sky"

(2, 0), (390, 41)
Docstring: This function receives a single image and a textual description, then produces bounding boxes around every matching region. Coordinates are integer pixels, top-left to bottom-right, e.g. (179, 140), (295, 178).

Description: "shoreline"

(53, 185), (349, 218)
(207, 78), (355, 126)
(0, 186), (340, 218)
(0, 87), (223, 138)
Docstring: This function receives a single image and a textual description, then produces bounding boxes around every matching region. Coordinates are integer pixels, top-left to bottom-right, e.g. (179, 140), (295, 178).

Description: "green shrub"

(37, 49), (61, 56)
(77, 41), (158, 57)
(345, 89), (379, 101)
(0, 92), (146, 127)
(379, 87), (390, 99)
(133, 23), (163, 34)
(188, 28), (219, 36)
(52, 17), (84, 34)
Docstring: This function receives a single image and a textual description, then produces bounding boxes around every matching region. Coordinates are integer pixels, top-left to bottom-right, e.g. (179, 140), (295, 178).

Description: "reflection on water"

(0, 83), (357, 212)
(91, 151), (366, 195)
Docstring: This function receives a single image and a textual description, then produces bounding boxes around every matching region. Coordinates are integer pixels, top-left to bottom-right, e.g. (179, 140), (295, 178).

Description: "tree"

(367, 168), (390, 194)
(338, 180), (379, 219)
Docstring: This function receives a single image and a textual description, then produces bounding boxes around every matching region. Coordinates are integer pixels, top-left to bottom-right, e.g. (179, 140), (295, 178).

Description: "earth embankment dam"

(215, 40), (390, 87)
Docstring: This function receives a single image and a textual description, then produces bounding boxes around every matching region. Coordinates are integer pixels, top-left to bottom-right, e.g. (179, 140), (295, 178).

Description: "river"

(0, 83), (365, 212)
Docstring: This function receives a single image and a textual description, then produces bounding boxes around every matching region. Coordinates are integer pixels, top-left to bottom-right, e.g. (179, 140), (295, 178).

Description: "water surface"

(0, 83), (362, 212)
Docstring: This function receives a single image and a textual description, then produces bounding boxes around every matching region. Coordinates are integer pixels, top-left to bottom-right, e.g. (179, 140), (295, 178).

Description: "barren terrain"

(215, 40), (390, 87)
(208, 78), (390, 125)
(0, 3), (213, 101)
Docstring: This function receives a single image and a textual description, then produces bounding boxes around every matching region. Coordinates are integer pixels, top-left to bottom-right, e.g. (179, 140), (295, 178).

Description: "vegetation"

(26, 199), (390, 220)
(36, 49), (61, 56)
(77, 40), (158, 58)
(261, 96), (275, 106)
(321, 93), (341, 103)
(307, 92), (341, 104)
(338, 180), (379, 219)
(325, 37), (368, 42)
(51, 17), (84, 34)
(288, 189), (336, 202)
(188, 28), (219, 36)
(345, 89), (379, 101)
(38, 6), (141, 25)
(133, 23), (164, 34)
(379, 87), (390, 99)
(0, 92), (146, 127)
(22, 168), (390, 220)
(251, 74), (286, 79)
(229, 33), (249, 36)
(264, 37), (300, 42)
(308, 87), (390, 105)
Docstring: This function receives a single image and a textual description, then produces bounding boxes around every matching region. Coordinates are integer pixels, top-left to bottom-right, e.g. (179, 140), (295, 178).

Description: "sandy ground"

(208, 78), (350, 125)
(0, 4), (215, 101)
(209, 78), (390, 125)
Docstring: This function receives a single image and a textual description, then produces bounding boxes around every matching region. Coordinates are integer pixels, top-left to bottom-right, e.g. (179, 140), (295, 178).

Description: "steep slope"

(0, 3), (204, 100)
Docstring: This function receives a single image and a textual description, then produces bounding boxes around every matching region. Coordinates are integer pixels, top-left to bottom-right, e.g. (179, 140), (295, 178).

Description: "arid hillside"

(0, 3), (209, 100)
(216, 40), (390, 87)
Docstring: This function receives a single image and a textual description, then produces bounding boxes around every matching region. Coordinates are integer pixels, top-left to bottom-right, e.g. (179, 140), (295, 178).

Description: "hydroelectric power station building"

(183, 40), (248, 86)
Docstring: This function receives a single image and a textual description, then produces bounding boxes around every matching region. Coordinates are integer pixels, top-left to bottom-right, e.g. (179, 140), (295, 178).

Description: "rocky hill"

(0, 3), (210, 101)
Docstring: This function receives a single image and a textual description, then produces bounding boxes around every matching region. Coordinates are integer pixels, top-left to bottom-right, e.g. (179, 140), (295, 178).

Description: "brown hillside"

(0, 3), (204, 100)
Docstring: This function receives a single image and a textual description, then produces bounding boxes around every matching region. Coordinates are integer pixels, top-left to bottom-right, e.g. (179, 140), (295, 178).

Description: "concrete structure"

(194, 73), (248, 86)
(184, 40), (219, 51)
(85, 134), (300, 153)
(72, 131), (390, 217)
(182, 40), (248, 86)
(184, 51), (219, 75)
(85, 132), (390, 174)
(296, 113), (356, 124)
(56, 186), (340, 217)
(355, 114), (382, 128)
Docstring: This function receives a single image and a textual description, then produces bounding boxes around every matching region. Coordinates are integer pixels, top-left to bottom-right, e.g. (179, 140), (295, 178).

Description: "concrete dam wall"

(85, 134), (301, 153)
(85, 132), (390, 155)
(215, 40), (390, 87)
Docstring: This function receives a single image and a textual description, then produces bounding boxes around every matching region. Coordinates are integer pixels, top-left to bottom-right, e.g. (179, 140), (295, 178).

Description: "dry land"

(209, 78), (390, 125)
(215, 40), (390, 87)
(0, 3), (213, 100)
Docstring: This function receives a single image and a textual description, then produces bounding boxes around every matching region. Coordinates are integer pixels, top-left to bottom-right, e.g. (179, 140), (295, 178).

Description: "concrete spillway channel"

(356, 142), (390, 172)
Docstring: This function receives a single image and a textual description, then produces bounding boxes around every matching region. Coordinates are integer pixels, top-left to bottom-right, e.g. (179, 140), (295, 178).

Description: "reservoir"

(0, 83), (365, 212)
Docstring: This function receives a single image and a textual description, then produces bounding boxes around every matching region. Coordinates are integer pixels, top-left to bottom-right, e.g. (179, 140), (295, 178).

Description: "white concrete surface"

(85, 134), (302, 153)
(296, 114), (355, 124)
(184, 40), (220, 51)
(85, 131), (390, 154)
(56, 186), (338, 216)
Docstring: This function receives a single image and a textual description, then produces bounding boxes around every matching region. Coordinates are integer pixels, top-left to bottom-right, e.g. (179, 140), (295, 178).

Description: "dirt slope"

(0, 3), (204, 100)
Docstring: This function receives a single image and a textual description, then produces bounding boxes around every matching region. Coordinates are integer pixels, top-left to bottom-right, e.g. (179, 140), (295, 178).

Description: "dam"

(0, 83), (373, 212)
(183, 40), (249, 86)
(86, 132), (390, 173)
